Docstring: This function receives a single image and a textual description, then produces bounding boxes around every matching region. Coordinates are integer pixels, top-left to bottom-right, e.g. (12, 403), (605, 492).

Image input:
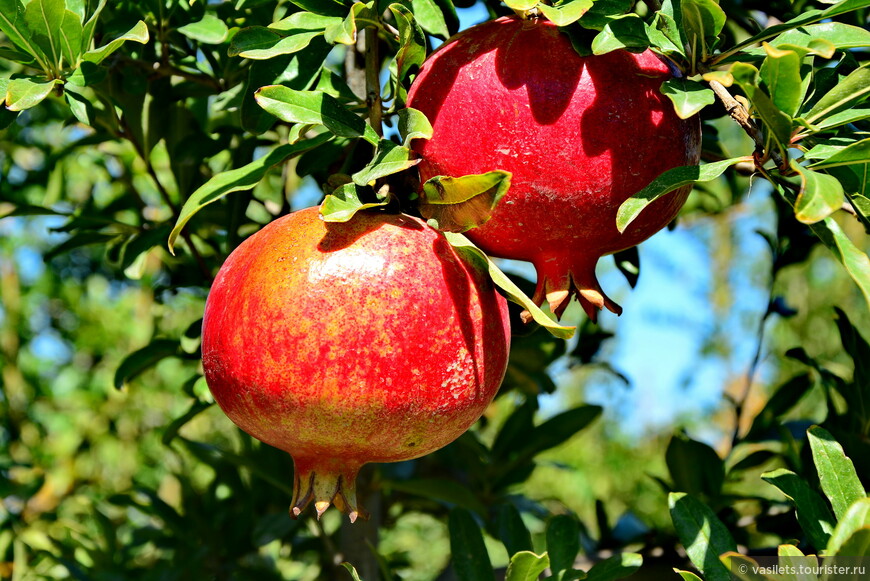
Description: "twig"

(365, 27), (383, 138)
(706, 78), (787, 171)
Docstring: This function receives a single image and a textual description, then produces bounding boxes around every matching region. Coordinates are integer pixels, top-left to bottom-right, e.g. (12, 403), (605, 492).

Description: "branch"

(706, 78), (786, 170)
(365, 27), (383, 138)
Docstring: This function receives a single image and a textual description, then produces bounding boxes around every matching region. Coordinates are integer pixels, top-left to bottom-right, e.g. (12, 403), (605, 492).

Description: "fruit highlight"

(201, 208), (511, 521)
(407, 16), (702, 321)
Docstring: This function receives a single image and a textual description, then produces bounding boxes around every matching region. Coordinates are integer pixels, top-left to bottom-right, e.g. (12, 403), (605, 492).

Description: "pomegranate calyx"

(291, 463), (368, 523)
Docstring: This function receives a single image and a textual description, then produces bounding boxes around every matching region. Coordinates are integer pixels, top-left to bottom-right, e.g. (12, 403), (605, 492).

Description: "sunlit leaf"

(397, 107), (433, 146)
(591, 14), (649, 55)
(505, 552), (550, 581)
(661, 78), (716, 119)
(804, 65), (870, 124)
(59, 10), (83, 67)
(807, 215), (870, 311)
(617, 157), (751, 233)
(808, 426), (866, 521)
(669, 492), (736, 581)
(24, 0), (65, 69)
(82, 20), (149, 64)
(539, 0), (595, 27)
(810, 138), (870, 170)
(412, 0), (450, 38)
(421, 171), (511, 233)
(443, 232), (576, 339)
(4, 77), (56, 111)
(762, 468), (835, 549)
(760, 44), (804, 117)
(229, 27), (324, 59)
(791, 162), (845, 224)
(827, 498), (870, 556)
(255, 85), (379, 144)
(320, 183), (389, 222)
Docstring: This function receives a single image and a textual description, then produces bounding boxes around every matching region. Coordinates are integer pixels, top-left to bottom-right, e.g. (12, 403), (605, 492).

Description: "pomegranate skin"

(406, 16), (701, 320)
(201, 207), (510, 521)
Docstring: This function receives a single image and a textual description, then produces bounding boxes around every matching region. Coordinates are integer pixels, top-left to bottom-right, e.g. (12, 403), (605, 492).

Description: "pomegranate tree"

(201, 207), (510, 521)
(406, 16), (701, 321)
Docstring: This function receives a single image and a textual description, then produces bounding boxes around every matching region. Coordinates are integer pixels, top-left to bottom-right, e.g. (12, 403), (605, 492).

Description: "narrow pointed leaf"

(674, 571), (704, 581)
(24, 0), (65, 69)
(82, 20), (149, 64)
(805, 66), (870, 124)
(760, 44), (804, 117)
(255, 85), (379, 144)
(669, 492), (736, 581)
(497, 504), (534, 557)
(168, 134), (332, 252)
(547, 514), (581, 574)
(777, 545), (817, 581)
(229, 27), (324, 59)
(0, 0), (44, 63)
(421, 171), (511, 233)
(762, 468), (835, 549)
(808, 426), (866, 521)
(114, 339), (181, 389)
(443, 232), (576, 339)
(810, 138), (870, 170)
(720, 553), (773, 581)
(617, 157), (751, 232)
(59, 10), (84, 67)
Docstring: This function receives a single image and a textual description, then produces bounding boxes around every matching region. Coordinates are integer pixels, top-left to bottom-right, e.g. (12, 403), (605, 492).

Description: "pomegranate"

(201, 207), (511, 521)
(406, 16), (701, 320)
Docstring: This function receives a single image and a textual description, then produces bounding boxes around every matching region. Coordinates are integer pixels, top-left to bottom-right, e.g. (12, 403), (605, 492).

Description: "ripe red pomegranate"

(201, 207), (510, 521)
(406, 16), (701, 320)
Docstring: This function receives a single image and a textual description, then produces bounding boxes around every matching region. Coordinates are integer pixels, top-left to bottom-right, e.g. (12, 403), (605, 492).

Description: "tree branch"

(365, 27), (383, 138)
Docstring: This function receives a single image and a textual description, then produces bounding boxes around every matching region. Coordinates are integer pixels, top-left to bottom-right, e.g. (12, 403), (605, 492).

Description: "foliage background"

(1, 0), (869, 580)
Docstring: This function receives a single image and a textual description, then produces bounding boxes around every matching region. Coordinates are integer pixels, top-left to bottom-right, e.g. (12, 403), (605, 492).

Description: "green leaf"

(114, 339), (181, 389)
(64, 85), (94, 125)
(804, 65), (870, 125)
(669, 492), (737, 581)
(768, 22), (870, 52)
(539, 0), (595, 27)
(777, 545), (817, 581)
(745, 374), (814, 441)
(806, 216), (870, 311)
(617, 157), (751, 232)
(547, 514), (581, 574)
(287, 0), (350, 17)
(520, 406), (602, 461)
(397, 107), (433, 146)
(834, 307), (870, 394)
(714, 0), (870, 63)
(341, 563), (363, 581)
(389, 2), (427, 99)
(674, 571), (704, 581)
(666, 432), (725, 499)
(497, 504), (534, 557)
(168, 134), (332, 252)
(352, 140), (418, 186)
(320, 183), (389, 222)
(255, 85), (379, 144)
(505, 552), (549, 581)
(810, 138), (870, 170)
(791, 162), (845, 224)
(760, 44), (804, 117)
(442, 232), (576, 339)
(732, 63), (793, 154)
(449, 508), (494, 581)
(420, 171), (511, 233)
(24, 0), (65, 69)
(504, 0), (540, 10)
(591, 15), (649, 55)
(82, 20), (149, 64)
(808, 425), (866, 521)
(44, 231), (121, 260)
(59, 10), (83, 68)
(411, 0), (450, 38)
(177, 14), (229, 45)
(660, 78), (716, 119)
(0, 0), (46, 67)
(585, 553), (643, 581)
(827, 528), (870, 562)
(4, 77), (56, 111)
(162, 400), (213, 446)
(761, 468), (835, 549)
(827, 498), (870, 556)
(80, 0), (107, 54)
(229, 27), (324, 59)
(680, 0), (726, 59)
(811, 107), (870, 132)
(324, 2), (373, 45)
